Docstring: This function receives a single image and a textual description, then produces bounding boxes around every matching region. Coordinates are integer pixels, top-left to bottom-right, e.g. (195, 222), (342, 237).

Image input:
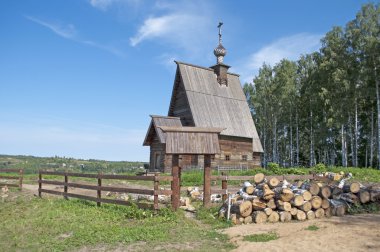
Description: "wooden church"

(143, 23), (263, 172)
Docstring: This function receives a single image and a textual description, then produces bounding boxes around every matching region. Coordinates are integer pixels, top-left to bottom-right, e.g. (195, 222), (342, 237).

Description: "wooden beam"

(171, 154), (180, 210)
(203, 154), (211, 207)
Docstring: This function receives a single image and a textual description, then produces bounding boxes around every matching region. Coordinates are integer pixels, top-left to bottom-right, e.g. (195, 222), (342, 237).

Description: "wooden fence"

(0, 169), (23, 189)
(38, 171), (176, 210)
(210, 173), (329, 202)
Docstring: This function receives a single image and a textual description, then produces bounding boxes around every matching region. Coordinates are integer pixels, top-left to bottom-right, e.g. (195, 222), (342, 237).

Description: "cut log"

(339, 193), (359, 204)
(256, 184), (275, 200)
(276, 200), (292, 211)
(306, 210), (315, 220)
(343, 182), (361, 193)
(301, 182), (320, 195)
(290, 207), (298, 216)
(268, 177), (280, 188)
(324, 207), (332, 218)
(358, 190), (370, 204)
(293, 189), (312, 201)
(279, 188), (294, 202)
(291, 194), (304, 207)
(230, 214), (240, 225)
(315, 208), (325, 218)
(370, 190), (380, 202)
(267, 211), (280, 223)
(231, 201), (252, 217)
(279, 211), (292, 222)
(298, 201), (312, 212)
(266, 198), (277, 209)
(330, 199), (346, 216)
(319, 186), (332, 199)
(321, 198), (330, 209)
(252, 199), (267, 211)
(254, 173), (265, 184)
(239, 217), (244, 223)
(245, 186), (255, 195)
(295, 209), (306, 221)
(311, 196), (322, 209)
(244, 216), (253, 224)
(252, 211), (267, 224)
(264, 207), (273, 216)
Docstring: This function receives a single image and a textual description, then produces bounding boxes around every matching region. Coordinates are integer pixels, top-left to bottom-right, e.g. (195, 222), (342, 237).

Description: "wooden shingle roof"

(172, 61), (263, 152)
(142, 115), (182, 146)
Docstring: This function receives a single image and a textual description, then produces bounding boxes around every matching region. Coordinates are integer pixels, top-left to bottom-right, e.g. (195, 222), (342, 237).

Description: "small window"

(225, 155), (230, 161)
(242, 155), (247, 161)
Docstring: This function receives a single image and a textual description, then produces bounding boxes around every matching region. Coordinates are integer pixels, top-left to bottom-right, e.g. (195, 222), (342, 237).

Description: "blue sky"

(0, 0), (371, 161)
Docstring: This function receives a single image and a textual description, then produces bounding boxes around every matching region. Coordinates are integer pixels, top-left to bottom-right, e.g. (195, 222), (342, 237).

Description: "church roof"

(169, 61), (263, 152)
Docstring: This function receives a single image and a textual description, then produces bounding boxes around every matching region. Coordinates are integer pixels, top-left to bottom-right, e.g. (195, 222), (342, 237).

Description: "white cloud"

(89, 0), (142, 11)
(25, 16), (77, 39)
(235, 33), (322, 83)
(26, 16), (125, 57)
(129, 0), (215, 59)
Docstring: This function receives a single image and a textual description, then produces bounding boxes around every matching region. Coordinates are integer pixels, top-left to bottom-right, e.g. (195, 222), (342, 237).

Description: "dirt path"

(223, 214), (380, 252)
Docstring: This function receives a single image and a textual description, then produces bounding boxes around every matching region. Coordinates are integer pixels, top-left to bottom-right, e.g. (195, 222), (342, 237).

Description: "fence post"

(171, 154), (180, 211)
(222, 172), (227, 202)
(154, 173), (159, 210)
(97, 172), (102, 207)
(203, 154), (211, 207)
(18, 169), (23, 191)
(38, 171), (42, 197)
(64, 172), (68, 200)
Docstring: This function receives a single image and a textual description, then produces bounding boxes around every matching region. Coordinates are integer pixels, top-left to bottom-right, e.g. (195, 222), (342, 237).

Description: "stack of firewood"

(219, 173), (380, 225)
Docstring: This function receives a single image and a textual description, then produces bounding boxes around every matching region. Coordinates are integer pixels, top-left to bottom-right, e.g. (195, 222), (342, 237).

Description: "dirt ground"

(20, 184), (380, 252)
(223, 214), (380, 252)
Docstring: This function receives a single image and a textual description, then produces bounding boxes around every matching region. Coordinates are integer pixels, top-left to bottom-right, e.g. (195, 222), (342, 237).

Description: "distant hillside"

(0, 154), (146, 174)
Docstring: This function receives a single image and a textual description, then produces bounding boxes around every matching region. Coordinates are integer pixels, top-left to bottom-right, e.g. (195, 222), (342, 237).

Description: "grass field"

(0, 189), (234, 252)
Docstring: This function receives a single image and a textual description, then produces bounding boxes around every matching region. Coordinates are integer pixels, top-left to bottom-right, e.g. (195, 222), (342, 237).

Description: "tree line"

(244, 3), (379, 168)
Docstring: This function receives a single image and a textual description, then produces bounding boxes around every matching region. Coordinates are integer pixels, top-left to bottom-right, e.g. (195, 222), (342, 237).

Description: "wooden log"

(256, 184), (275, 200)
(244, 216), (253, 224)
(267, 211), (280, 223)
(266, 198), (276, 209)
(268, 177), (280, 188)
(306, 210), (315, 220)
(290, 207), (298, 216)
(298, 201), (312, 212)
(332, 186), (343, 196)
(254, 173), (265, 184)
(358, 190), (370, 204)
(295, 209), (306, 221)
(324, 207), (332, 218)
(252, 199), (267, 211)
(231, 213), (239, 225)
(245, 186), (255, 195)
(279, 211), (292, 222)
(321, 198), (330, 209)
(239, 217), (244, 223)
(339, 193), (359, 204)
(279, 188), (294, 202)
(330, 199), (346, 216)
(311, 196), (322, 209)
(291, 194), (304, 207)
(370, 190), (380, 202)
(293, 189), (312, 201)
(264, 208), (273, 216)
(301, 182), (320, 195)
(276, 200), (291, 212)
(252, 211), (267, 224)
(319, 186), (332, 199)
(343, 182), (361, 193)
(231, 201), (252, 217)
(315, 208), (325, 218)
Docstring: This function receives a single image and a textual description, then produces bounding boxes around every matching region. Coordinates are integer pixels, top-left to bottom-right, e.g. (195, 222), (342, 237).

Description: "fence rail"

(38, 171), (174, 210)
(0, 169), (23, 189)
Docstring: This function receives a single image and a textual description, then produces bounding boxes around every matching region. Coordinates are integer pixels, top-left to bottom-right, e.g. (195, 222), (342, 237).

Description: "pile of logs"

(220, 173), (380, 225)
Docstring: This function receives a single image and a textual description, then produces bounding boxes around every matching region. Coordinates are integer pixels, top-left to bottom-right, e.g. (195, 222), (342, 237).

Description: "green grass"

(243, 232), (279, 242)
(0, 193), (234, 251)
(347, 202), (380, 214)
(305, 225), (319, 231)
